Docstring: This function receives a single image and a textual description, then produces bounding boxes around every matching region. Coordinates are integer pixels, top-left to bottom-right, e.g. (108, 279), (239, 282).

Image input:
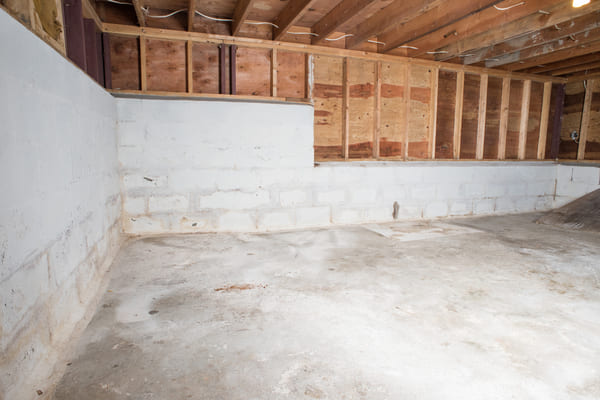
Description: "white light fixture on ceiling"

(573, 0), (590, 8)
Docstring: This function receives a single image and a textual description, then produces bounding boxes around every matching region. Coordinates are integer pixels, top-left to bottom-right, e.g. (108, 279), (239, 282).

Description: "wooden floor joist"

(577, 79), (595, 160)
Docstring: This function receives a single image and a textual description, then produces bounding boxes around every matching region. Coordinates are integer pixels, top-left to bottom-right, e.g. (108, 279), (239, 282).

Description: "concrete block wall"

(117, 97), (562, 234)
(0, 10), (121, 400)
(554, 164), (600, 207)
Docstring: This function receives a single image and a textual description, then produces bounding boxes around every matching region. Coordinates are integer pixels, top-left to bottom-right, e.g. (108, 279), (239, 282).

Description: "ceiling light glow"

(573, 0), (590, 8)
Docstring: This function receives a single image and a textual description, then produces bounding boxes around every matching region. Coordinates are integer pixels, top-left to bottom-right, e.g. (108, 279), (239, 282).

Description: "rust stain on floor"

(214, 284), (268, 292)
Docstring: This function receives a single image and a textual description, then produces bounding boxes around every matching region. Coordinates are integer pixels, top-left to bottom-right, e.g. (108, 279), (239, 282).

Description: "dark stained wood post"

(550, 83), (566, 160)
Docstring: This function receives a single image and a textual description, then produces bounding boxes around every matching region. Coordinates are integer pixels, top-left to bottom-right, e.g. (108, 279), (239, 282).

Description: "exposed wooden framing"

(429, 67), (439, 159)
(232, 0), (255, 37)
(230, 45), (237, 95)
(518, 79), (531, 160)
(305, 54), (314, 99)
(525, 53), (600, 75)
(139, 36), (147, 91)
(453, 70), (465, 159)
(108, 89), (309, 104)
(312, 0), (377, 45)
(272, 0), (318, 41)
(510, 40), (600, 72)
(64, 0), (87, 71)
(537, 81), (552, 159)
(83, 18), (100, 83)
(404, 0), (564, 57)
(379, 0), (502, 53)
(219, 44), (226, 94)
(187, 0), (195, 31)
(476, 74), (488, 160)
(186, 40), (193, 93)
(270, 49), (277, 97)
(565, 70), (600, 82)
(132, 0), (145, 27)
(102, 33), (112, 89)
(373, 61), (382, 159)
(82, 0), (103, 31)
(342, 57), (350, 160)
(486, 29), (600, 69)
(404, 63), (411, 160)
(552, 61), (600, 77)
(498, 77), (511, 159)
(460, 11), (600, 65)
(346, 0), (445, 50)
(577, 79), (595, 160)
(102, 23), (566, 84)
(550, 84), (565, 159)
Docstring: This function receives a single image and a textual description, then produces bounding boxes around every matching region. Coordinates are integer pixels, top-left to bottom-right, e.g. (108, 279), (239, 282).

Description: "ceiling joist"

(132, 0), (146, 27)
(232, 0), (255, 36)
(311, 0), (377, 45)
(272, 0), (318, 41)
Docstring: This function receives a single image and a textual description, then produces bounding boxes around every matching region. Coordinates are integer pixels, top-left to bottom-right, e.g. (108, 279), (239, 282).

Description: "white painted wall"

(554, 164), (600, 206)
(0, 9), (121, 399)
(117, 97), (564, 235)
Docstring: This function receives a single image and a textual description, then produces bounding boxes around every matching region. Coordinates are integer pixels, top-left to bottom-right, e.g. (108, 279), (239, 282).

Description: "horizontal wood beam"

(523, 53), (600, 74)
(345, 0), (444, 50)
(102, 23), (567, 83)
(272, 0), (318, 41)
(108, 89), (311, 104)
(379, 0), (502, 53)
(552, 61), (600, 76)
(508, 39), (600, 71)
(460, 10), (600, 65)
(232, 0), (255, 37)
(311, 0), (377, 45)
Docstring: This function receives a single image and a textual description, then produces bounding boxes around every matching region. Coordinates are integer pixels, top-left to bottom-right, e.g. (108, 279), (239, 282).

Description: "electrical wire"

(367, 40), (386, 45)
(325, 34), (353, 41)
(426, 50), (448, 55)
(145, 8), (186, 18)
(100, 0), (133, 5)
(245, 21), (279, 28)
(194, 10), (233, 22)
(398, 45), (419, 50)
(286, 32), (319, 36)
(493, 2), (525, 11)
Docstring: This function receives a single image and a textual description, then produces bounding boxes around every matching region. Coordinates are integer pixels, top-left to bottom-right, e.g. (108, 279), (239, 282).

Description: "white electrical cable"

(459, 54), (475, 57)
(101, 0), (133, 5)
(397, 45), (418, 50)
(195, 10), (232, 22)
(367, 40), (386, 45)
(325, 34), (354, 41)
(145, 8), (187, 18)
(494, 2), (525, 11)
(426, 50), (448, 55)
(538, 10), (550, 14)
(245, 21), (279, 28)
(286, 32), (319, 36)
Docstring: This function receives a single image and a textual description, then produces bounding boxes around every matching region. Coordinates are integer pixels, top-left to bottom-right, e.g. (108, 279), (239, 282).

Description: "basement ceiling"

(94, 0), (600, 79)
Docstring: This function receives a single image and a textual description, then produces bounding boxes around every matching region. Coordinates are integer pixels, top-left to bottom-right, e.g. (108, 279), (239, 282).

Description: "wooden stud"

(82, 0), (103, 31)
(230, 45), (237, 95)
(139, 36), (147, 91)
(550, 84), (566, 159)
(305, 54), (314, 100)
(577, 79), (595, 160)
(537, 81), (553, 159)
(498, 77), (511, 159)
(83, 18), (100, 83)
(476, 74), (488, 160)
(219, 44), (226, 94)
(102, 33), (112, 89)
(518, 80), (532, 160)
(404, 63), (411, 160)
(63, 0), (87, 71)
(373, 61), (382, 159)
(342, 58), (350, 160)
(187, 40), (193, 93)
(453, 70), (464, 160)
(429, 67), (439, 159)
(271, 49), (278, 97)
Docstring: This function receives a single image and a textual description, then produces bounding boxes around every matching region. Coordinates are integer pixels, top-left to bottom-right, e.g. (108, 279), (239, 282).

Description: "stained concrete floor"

(53, 214), (600, 400)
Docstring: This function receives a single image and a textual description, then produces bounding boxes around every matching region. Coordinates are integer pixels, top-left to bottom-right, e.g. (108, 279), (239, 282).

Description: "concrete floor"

(53, 214), (600, 399)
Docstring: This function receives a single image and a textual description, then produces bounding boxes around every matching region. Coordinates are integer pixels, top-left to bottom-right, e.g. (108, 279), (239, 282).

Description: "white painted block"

(474, 199), (495, 215)
(258, 211), (294, 231)
(331, 208), (363, 224)
(485, 184), (505, 198)
(464, 183), (486, 198)
(572, 166), (600, 184)
(411, 185), (436, 200)
(199, 190), (270, 210)
(216, 170), (262, 191)
(148, 195), (189, 213)
(382, 186), (408, 202)
(437, 183), (464, 199)
(527, 181), (553, 197)
(279, 190), (308, 207)
(122, 174), (167, 190)
(424, 202), (449, 218)
(124, 215), (168, 233)
(295, 207), (330, 227)
(317, 190), (346, 204)
(449, 200), (473, 216)
(350, 188), (378, 204)
(218, 211), (256, 231)
(169, 169), (218, 192)
(123, 197), (146, 215)
(495, 197), (517, 213)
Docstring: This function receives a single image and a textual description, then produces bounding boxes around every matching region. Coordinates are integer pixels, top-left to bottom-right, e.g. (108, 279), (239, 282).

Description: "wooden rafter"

(311, 0), (377, 45)
(486, 28), (600, 68)
(272, 0), (318, 41)
(508, 40), (600, 71)
(460, 11), (600, 65)
(552, 61), (600, 76)
(345, 0), (445, 50)
(438, 1), (600, 62)
(399, 0), (564, 57)
(524, 53), (600, 75)
(232, 0), (255, 37)
(132, 0), (146, 27)
(378, 0), (503, 53)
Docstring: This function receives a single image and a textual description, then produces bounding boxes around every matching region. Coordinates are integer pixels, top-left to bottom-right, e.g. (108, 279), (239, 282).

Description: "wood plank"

(186, 40), (193, 93)
(305, 54), (314, 100)
(132, 0), (145, 27)
(81, 0), (103, 31)
(311, 0), (378, 45)
(518, 79), (531, 160)
(461, 10), (600, 65)
(271, 48), (277, 97)
(102, 33), (112, 89)
(404, 63), (411, 160)
(107, 89), (309, 104)
(577, 79), (595, 160)
(453, 70), (464, 159)
(476, 73), (488, 160)
(273, 0), (318, 41)
(374, 61), (382, 158)
(219, 44), (226, 94)
(232, 0), (255, 36)
(550, 84), (565, 159)
(552, 61), (600, 77)
(379, 0), (502, 53)
(429, 67), (439, 159)
(102, 23), (567, 84)
(498, 77), (511, 159)
(188, 0), (195, 31)
(230, 45), (237, 95)
(63, 0), (86, 71)
(510, 40), (600, 72)
(140, 36), (147, 91)
(346, 0), (444, 50)
(537, 81), (552, 159)
(83, 18), (100, 83)
(342, 57), (350, 160)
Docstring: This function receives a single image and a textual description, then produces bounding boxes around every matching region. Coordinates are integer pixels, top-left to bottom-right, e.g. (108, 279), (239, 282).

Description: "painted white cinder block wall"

(0, 9), (121, 399)
(115, 97), (598, 235)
